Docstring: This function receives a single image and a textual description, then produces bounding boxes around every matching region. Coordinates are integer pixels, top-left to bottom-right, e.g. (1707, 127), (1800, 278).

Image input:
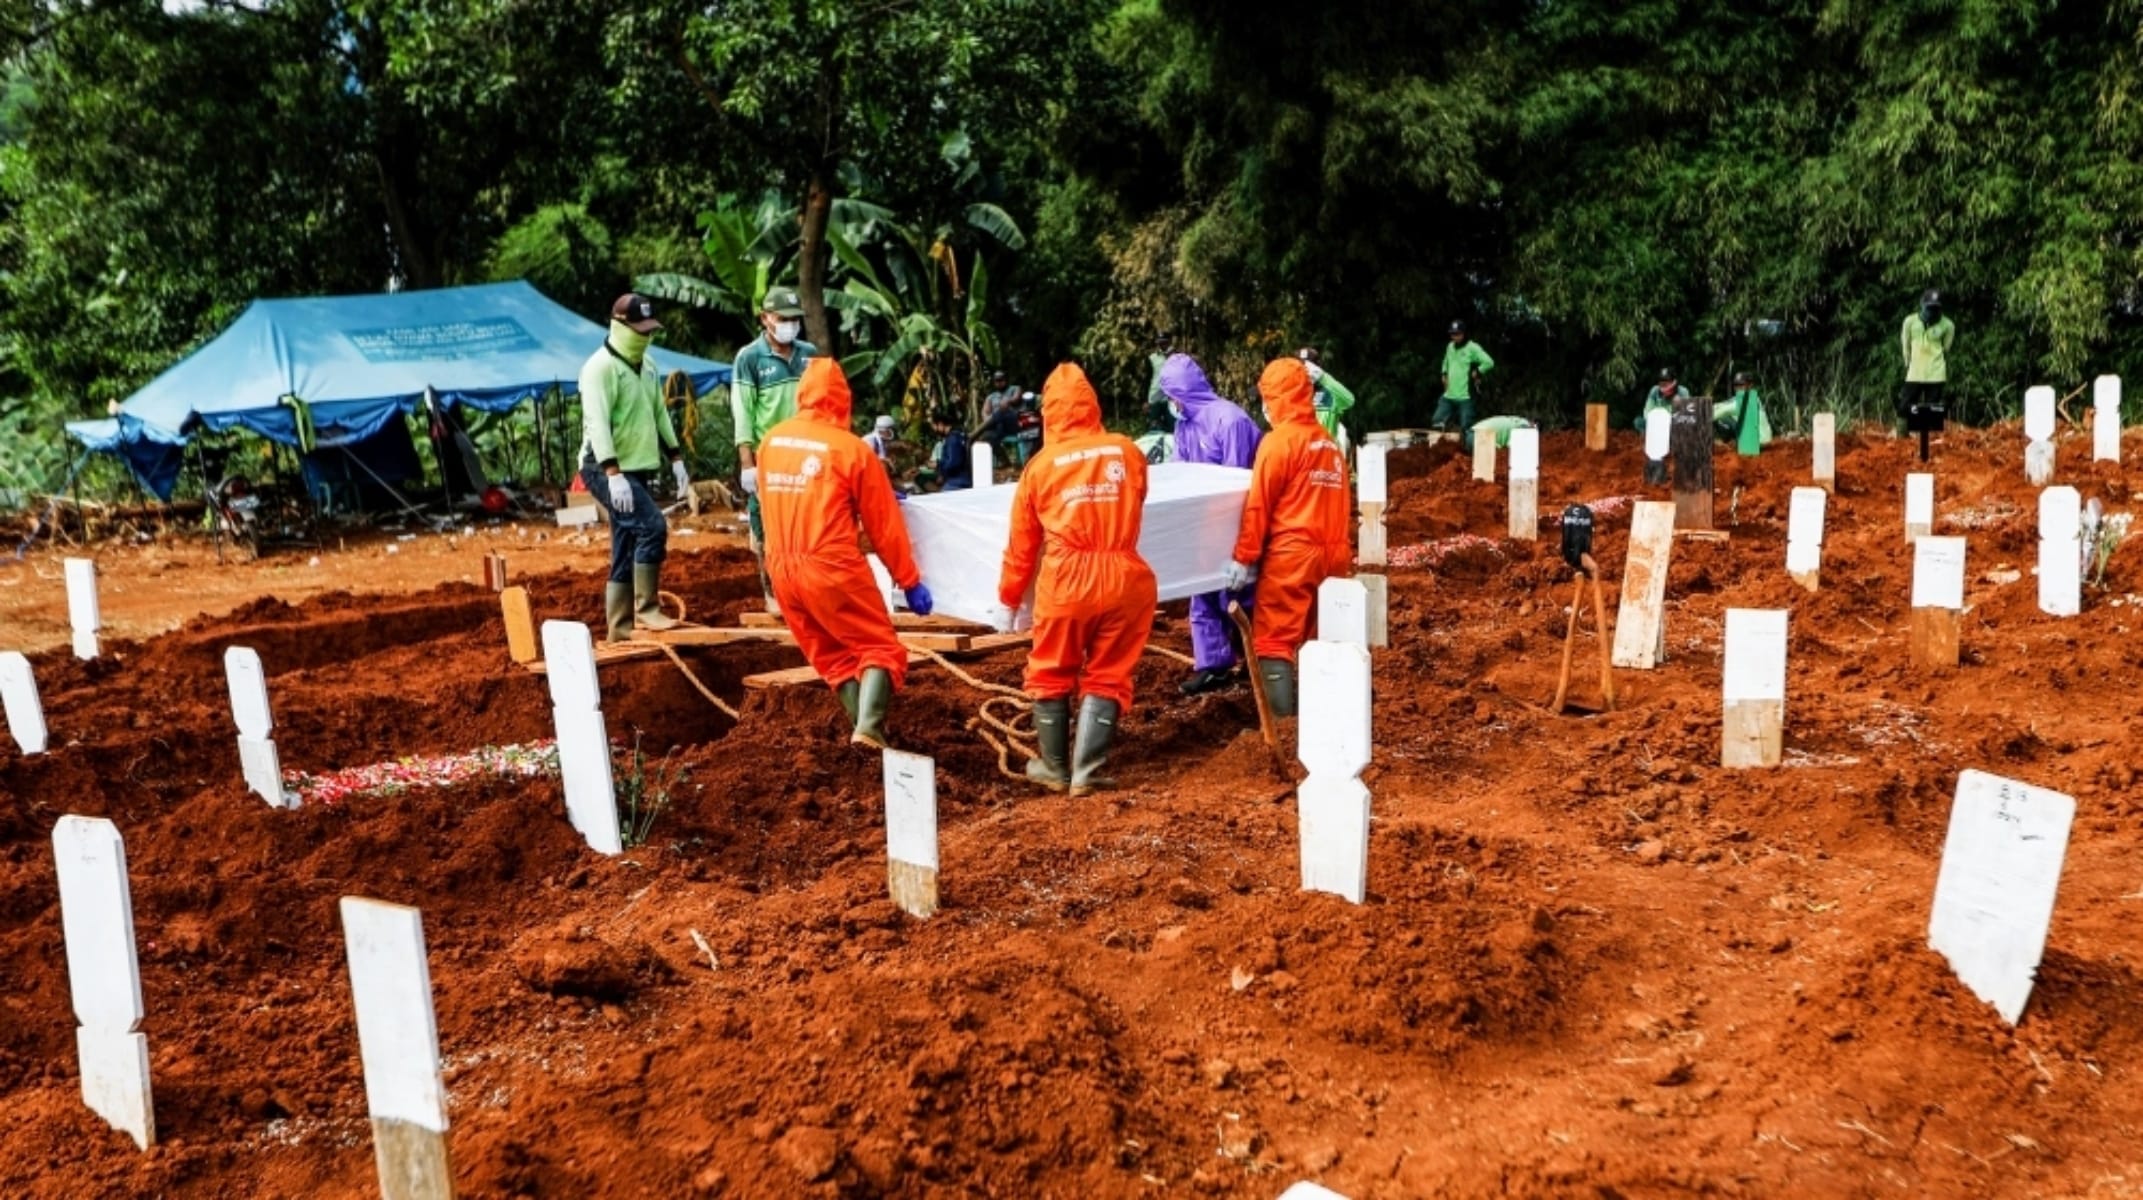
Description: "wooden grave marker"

(1669, 394), (1712, 529)
(1785, 486), (1826, 593)
(1643, 408), (1670, 486)
(1356, 443), (1387, 567)
(1910, 536), (1966, 669)
(1298, 641), (1372, 904)
(540, 620), (623, 855)
(2039, 486), (2081, 617)
(2024, 385), (2057, 486)
(1507, 427), (1540, 540)
(53, 815), (154, 1149)
(882, 749), (939, 919)
(224, 647), (293, 809)
(482, 552), (507, 592)
(1721, 608), (1787, 768)
(1928, 770), (2074, 1024)
(64, 557), (100, 660)
(1811, 412), (1837, 492)
(340, 898), (454, 1200)
(1471, 428), (1496, 481)
(1359, 573), (1389, 649)
(1611, 500), (1675, 669)
(1584, 403), (1609, 452)
(1905, 473), (1935, 542)
(502, 587), (538, 664)
(1316, 577), (1370, 647)
(1, 651), (47, 755)
(2094, 374), (2121, 463)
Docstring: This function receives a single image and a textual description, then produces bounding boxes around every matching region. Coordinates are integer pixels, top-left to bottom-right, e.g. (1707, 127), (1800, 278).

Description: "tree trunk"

(374, 152), (437, 291)
(797, 175), (835, 351)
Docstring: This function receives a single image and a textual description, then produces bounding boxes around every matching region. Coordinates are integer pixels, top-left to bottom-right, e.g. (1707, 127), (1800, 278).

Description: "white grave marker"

(2038, 486), (2081, 617)
(64, 557), (100, 660)
(971, 440), (994, 489)
(1785, 486), (1825, 591)
(1911, 537), (1967, 611)
(339, 897), (454, 1200)
(1, 651), (47, 755)
(1356, 444), (1388, 506)
(1721, 608), (1787, 768)
(1904, 473), (1935, 541)
(1928, 770), (2075, 1024)
(1507, 428), (1540, 480)
(2094, 374), (2121, 463)
(540, 620), (622, 856)
(1506, 427), (1539, 539)
(1644, 407), (1671, 461)
(223, 647), (293, 808)
(1297, 641), (1371, 904)
(1315, 577), (1369, 646)
(52, 815), (153, 1149)
(2025, 385), (2057, 485)
(1611, 501), (1675, 669)
(882, 749), (939, 919)
(1279, 1186), (1350, 1200)
(1359, 573), (1389, 649)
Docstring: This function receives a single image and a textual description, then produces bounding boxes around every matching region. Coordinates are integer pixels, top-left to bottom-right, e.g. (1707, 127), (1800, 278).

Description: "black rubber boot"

(1258, 658), (1298, 719)
(1069, 695), (1121, 796)
(604, 582), (635, 644)
(632, 564), (680, 630)
(850, 667), (893, 749)
(1025, 697), (1070, 788)
(836, 679), (860, 724)
(1180, 667), (1237, 696)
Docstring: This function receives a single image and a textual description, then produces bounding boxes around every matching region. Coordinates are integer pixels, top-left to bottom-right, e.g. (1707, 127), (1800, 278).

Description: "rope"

(916, 647), (1050, 784)
(1144, 644), (1195, 667)
(917, 647), (1030, 699)
(654, 643), (740, 721)
(658, 590), (688, 622)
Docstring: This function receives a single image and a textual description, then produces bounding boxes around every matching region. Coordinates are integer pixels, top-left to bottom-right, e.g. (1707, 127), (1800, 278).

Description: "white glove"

(740, 466), (759, 496)
(992, 605), (1019, 633)
(671, 459), (691, 495)
(1221, 560), (1257, 591)
(606, 471), (635, 514)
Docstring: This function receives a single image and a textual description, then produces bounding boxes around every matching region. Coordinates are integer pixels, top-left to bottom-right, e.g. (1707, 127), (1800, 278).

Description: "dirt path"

(1, 428), (2139, 1198)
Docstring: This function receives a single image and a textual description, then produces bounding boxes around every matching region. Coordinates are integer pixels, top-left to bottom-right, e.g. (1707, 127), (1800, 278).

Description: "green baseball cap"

(761, 287), (805, 318)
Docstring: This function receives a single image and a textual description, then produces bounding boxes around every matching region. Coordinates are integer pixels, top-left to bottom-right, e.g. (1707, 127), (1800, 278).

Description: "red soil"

(2, 424), (2142, 1197)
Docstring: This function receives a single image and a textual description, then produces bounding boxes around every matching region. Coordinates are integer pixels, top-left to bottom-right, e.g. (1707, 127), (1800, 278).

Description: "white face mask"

(772, 320), (801, 345)
(1168, 400), (1185, 421)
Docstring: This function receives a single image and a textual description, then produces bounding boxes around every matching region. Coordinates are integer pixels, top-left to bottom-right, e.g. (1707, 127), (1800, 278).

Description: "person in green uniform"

(732, 287), (818, 613)
(580, 293), (691, 643)
(1298, 346), (1356, 453)
(1899, 288), (1955, 427)
(1434, 321), (1495, 445)
(1712, 371), (1773, 456)
(1144, 331), (1177, 436)
(1636, 367), (1686, 431)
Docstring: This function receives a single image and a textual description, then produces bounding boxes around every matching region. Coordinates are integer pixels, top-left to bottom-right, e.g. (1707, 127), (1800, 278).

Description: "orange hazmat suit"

(759, 358), (923, 690)
(997, 364), (1159, 711)
(1232, 357), (1352, 663)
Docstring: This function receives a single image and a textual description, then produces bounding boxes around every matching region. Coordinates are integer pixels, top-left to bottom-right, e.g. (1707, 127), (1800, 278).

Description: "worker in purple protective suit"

(1160, 353), (1264, 695)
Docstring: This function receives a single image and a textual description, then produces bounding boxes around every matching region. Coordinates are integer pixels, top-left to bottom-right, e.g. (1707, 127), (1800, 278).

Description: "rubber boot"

(633, 564), (680, 631)
(604, 582), (635, 644)
(850, 667), (893, 749)
(1025, 698), (1071, 789)
(836, 679), (860, 724)
(1069, 696), (1121, 797)
(1258, 658), (1298, 719)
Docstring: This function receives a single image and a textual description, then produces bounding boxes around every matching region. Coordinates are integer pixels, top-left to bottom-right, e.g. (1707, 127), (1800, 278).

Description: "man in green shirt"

(1636, 367), (1686, 431)
(1298, 346), (1356, 453)
(1435, 321), (1495, 446)
(732, 286), (818, 613)
(1899, 288), (1955, 426)
(1712, 371), (1772, 456)
(579, 293), (690, 643)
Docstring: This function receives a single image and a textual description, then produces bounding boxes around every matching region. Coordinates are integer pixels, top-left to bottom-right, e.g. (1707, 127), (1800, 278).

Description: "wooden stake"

(1720, 609), (1787, 768)
(482, 552), (507, 592)
(1611, 501), (1675, 669)
(1812, 413), (1836, 493)
(1507, 475), (1538, 540)
(1584, 404), (1608, 451)
(1472, 432), (1496, 482)
(1356, 500), (1387, 567)
(502, 587), (537, 665)
(1909, 606), (1961, 669)
(1669, 394), (1713, 530)
(1721, 700), (1784, 768)
(1359, 573), (1389, 648)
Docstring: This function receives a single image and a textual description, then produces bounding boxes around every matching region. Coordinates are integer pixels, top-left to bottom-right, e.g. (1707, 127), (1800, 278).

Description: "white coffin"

(903, 462), (1252, 628)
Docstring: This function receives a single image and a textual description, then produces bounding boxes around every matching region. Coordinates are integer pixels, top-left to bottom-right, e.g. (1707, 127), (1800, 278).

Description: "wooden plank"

(1507, 477), (1538, 540)
(1584, 404), (1608, 452)
(524, 641), (668, 675)
(744, 651), (928, 690)
(1472, 432), (1496, 482)
(630, 626), (795, 647)
(1812, 413), (1836, 492)
(1670, 393), (1713, 530)
(1909, 606), (1960, 669)
(502, 587), (537, 665)
(1611, 501), (1675, 670)
(947, 631), (1031, 655)
(1721, 699), (1784, 768)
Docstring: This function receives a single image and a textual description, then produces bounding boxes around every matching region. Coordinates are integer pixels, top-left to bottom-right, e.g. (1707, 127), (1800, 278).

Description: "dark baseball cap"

(761, 287), (806, 318)
(611, 293), (662, 333)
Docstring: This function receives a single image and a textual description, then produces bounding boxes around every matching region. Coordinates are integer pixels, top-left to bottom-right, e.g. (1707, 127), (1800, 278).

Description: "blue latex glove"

(903, 583), (934, 616)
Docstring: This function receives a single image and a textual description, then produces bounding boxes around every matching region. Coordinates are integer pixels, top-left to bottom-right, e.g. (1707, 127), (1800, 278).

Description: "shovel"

(1227, 602), (1279, 750)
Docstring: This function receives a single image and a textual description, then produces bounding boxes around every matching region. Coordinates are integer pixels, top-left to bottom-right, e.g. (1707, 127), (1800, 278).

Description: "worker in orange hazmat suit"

(758, 358), (936, 748)
(1226, 356), (1352, 718)
(997, 363), (1158, 795)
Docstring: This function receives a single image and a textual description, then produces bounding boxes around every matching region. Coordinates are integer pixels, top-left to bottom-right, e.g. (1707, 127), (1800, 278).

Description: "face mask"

(1922, 306), (1940, 326)
(610, 321), (651, 362)
(1168, 401), (1185, 421)
(772, 320), (801, 345)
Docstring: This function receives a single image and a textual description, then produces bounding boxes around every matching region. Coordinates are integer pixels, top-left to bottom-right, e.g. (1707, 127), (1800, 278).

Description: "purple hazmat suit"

(1160, 354), (1262, 672)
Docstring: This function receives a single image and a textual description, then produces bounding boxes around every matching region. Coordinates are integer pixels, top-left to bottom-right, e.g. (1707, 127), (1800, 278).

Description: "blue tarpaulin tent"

(66, 280), (733, 499)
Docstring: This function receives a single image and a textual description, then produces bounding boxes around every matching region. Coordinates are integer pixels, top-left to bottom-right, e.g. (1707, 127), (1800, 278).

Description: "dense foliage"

(4, 0), (2142, 499)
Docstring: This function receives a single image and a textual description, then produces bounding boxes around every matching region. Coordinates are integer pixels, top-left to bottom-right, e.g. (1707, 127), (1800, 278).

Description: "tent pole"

(195, 439), (223, 566)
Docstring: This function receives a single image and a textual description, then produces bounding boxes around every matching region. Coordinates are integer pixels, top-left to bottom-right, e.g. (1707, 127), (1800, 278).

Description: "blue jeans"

(579, 465), (667, 583)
